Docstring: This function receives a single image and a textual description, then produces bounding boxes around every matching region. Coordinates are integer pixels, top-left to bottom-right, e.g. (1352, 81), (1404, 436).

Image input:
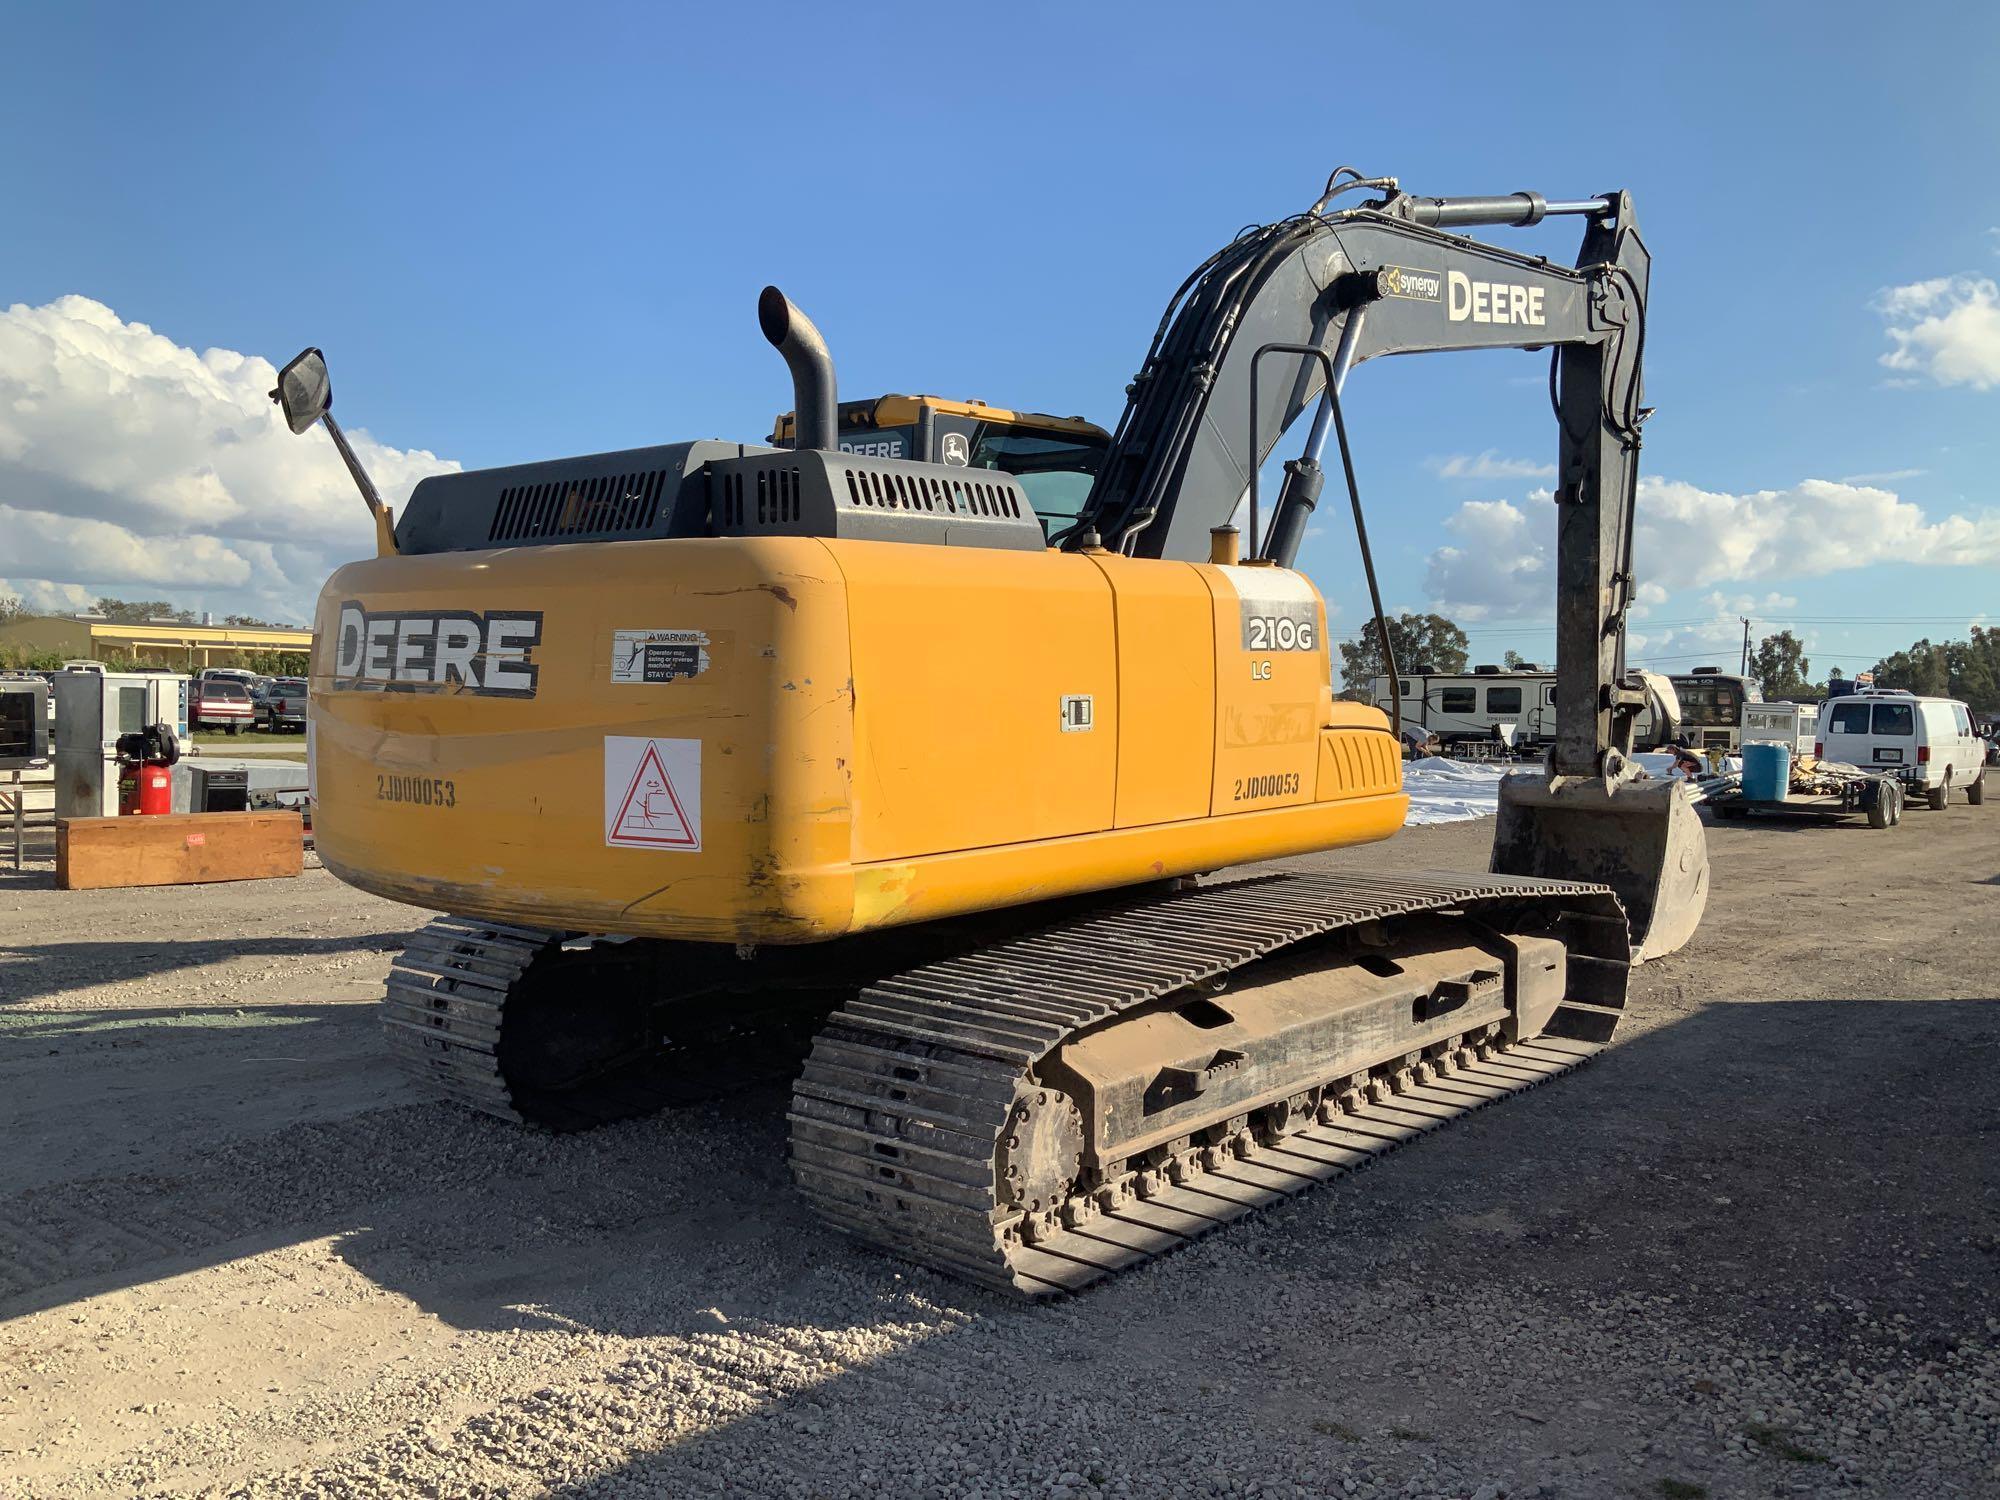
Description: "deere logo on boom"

(333, 602), (544, 697)
(1446, 270), (1546, 326)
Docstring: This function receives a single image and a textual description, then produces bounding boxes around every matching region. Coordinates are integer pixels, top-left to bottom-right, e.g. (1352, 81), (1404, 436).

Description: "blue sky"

(2, 2), (1995, 678)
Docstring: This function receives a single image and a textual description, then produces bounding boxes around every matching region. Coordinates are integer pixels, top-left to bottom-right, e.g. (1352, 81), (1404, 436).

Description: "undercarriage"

(384, 870), (1628, 1295)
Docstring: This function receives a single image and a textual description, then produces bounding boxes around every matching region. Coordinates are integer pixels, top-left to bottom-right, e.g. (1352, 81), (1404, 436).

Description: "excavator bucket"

(1490, 772), (1709, 963)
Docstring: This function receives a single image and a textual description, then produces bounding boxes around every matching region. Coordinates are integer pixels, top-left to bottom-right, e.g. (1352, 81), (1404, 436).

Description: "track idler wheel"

(998, 1088), (1084, 1224)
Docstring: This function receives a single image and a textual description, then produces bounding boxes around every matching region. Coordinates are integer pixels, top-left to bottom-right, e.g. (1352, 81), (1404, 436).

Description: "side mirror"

(273, 348), (332, 434)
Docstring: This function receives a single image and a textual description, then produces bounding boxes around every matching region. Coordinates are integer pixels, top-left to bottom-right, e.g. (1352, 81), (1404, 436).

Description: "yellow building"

(0, 615), (312, 671)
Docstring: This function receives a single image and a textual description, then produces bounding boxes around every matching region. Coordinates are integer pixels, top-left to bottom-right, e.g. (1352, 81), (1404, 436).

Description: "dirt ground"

(1, 783), (1995, 1499)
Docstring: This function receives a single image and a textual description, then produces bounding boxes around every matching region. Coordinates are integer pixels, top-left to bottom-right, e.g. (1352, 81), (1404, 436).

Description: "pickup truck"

(258, 677), (308, 733)
(193, 679), (255, 734)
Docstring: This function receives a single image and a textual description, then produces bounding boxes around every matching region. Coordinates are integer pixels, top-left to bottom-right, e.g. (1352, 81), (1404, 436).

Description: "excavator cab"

(771, 395), (1109, 540)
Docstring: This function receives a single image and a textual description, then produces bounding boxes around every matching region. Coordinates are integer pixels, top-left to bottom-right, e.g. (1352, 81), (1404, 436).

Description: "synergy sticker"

(611, 628), (711, 684)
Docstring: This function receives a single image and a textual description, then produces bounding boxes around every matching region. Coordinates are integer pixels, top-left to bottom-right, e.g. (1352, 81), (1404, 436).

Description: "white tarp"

(1402, 754), (1741, 826)
(1402, 756), (1510, 826)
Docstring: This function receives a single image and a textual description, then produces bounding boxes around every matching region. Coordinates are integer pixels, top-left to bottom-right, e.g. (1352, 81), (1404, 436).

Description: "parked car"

(259, 676), (308, 732)
(193, 678), (255, 735)
(1817, 691), (1987, 810)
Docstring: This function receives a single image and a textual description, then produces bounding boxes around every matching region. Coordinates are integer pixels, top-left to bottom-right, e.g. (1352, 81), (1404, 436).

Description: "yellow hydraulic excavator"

(278, 167), (1706, 1295)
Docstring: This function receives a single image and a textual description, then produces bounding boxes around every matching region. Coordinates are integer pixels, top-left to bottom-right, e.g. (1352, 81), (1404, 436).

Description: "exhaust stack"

(758, 286), (837, 452)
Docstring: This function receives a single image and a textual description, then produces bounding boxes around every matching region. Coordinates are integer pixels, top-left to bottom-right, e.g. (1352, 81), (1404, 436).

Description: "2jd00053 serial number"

(1233, 772), (1301, 802)
(376, 774), (457, 808)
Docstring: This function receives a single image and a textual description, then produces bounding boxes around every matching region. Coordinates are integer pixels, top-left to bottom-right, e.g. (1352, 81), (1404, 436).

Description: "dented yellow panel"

(310, 536), (858, 942)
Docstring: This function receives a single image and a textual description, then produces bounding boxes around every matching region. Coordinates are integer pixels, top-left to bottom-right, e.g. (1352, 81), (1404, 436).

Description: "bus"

(1667, 667), (1760, 752)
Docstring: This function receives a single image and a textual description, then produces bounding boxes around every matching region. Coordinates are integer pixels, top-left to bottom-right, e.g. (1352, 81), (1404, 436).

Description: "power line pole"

(1740, 617), (1752, 676)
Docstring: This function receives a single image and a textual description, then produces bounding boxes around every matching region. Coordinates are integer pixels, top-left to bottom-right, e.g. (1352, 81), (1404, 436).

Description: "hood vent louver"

(706, 450), (1045, 551)
(488, 468), (671, 542)
(839, 467), (1022, 519)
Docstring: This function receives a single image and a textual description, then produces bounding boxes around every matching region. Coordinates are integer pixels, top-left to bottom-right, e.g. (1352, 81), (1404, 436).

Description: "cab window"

(966, 426), (1106, 533)
(1439, 687), (1476, 714)
(1485, 686), (1522, 714)
(1872, 703), (1914, 736)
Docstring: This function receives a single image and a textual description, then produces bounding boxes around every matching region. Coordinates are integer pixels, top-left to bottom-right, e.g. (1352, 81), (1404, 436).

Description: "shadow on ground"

(3, 996), (1995, 1485)
(0, 931), (410, 1006)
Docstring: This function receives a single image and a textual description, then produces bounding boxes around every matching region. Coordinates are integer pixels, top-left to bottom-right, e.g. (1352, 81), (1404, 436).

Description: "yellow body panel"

(1207, 565), (1326, 818)
(835, 545), (1117, 861)
(1085, 554), (1215, 829)
(309, 536), (1405, 945)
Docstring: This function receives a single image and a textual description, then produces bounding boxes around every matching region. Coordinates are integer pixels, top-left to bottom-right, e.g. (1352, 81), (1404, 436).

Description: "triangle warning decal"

(608, 740), (698, 848)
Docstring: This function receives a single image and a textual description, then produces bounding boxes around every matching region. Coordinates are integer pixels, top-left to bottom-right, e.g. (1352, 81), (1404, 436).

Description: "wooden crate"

(56, 811), (304, 890)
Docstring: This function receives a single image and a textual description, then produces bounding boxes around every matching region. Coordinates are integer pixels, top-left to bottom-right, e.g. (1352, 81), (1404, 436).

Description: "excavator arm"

(1075, 178), (1704, 958)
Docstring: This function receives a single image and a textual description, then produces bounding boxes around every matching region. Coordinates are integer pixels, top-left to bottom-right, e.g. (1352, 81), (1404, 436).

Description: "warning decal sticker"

(604, 736), (701, 850)
(612, 629), (710, 684)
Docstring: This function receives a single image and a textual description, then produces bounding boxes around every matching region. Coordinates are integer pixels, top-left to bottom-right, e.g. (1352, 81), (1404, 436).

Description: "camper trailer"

(1368, 666), (1555, 752)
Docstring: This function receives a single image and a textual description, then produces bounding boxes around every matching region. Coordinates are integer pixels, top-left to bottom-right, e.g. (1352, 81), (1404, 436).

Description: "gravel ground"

(1, 782), (1996, 1499)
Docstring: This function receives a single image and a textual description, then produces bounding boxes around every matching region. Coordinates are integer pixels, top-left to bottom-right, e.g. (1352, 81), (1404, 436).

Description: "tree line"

(0, 594), (307, 675)
(1749, 627), (1999, 712)
(0, 594), (291, 629)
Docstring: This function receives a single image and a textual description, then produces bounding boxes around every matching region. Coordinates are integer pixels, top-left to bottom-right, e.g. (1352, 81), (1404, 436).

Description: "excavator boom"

(1071, 182), (1706, 957)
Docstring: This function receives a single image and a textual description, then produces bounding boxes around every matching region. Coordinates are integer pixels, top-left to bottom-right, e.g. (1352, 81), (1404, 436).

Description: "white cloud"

(1421, 495), (1549, 620)
(1628, 592), (1798, 666)
(1629, 580), (1669, 619)
(1875, 275), (2000, 390)
(1425, 476), (2000, 620)
(1637, 476), (2000, 583)
(1426, 450), (1555, 481)
(0, 577), (95, 614)
(1838, 467), (1926, 484)
(0, 296), (458, 623)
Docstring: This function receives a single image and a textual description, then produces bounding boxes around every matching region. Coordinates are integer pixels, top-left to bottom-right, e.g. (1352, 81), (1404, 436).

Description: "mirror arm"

(318, 412), (398, 556)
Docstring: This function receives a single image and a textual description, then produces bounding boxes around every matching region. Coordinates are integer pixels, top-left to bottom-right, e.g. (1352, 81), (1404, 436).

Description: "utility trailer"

(1708, 767), (1904, 829)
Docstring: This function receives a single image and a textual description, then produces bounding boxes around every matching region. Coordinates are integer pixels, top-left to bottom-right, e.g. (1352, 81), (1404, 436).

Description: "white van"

(1817, 692), (1987, 810)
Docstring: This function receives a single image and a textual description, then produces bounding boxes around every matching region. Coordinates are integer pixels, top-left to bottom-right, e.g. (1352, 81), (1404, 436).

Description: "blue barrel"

(1741, 741), (1791, 802)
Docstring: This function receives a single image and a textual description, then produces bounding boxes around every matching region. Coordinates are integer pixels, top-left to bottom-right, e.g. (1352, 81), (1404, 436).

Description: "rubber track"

(788, 870), (1630, 1297)
(382, 916), (836, 1131)
(382, 915), (553, 1123)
